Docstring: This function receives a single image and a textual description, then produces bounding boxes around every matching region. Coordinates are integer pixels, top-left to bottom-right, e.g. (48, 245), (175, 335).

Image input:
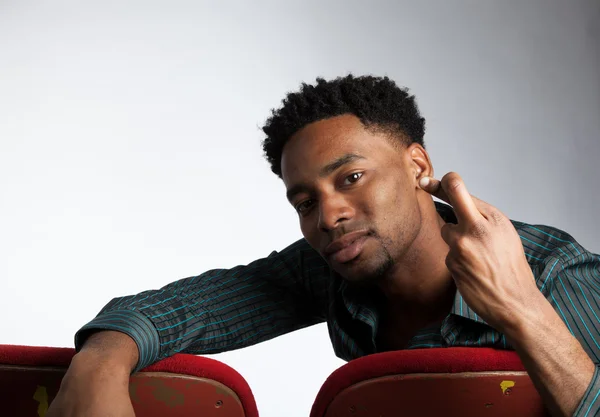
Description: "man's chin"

(332, 258), (391, 287)
(326, 239), (394, 285)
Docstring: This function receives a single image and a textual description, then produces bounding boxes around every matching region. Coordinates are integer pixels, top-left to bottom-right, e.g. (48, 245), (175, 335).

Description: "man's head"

(261, 75), (435, 285)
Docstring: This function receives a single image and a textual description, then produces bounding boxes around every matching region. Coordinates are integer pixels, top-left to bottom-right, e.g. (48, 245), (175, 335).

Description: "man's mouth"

(324, 230), (370, 264)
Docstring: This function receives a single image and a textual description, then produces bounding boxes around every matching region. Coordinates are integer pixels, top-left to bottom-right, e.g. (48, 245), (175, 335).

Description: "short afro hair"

(261, 74), (426, 178)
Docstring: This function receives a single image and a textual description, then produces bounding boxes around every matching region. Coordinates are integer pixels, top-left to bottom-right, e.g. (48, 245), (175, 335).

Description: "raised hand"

(419, 172), (543, 334)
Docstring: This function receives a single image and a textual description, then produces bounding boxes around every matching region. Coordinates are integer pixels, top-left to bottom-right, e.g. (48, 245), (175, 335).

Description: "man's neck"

(377, 201), (455, 325)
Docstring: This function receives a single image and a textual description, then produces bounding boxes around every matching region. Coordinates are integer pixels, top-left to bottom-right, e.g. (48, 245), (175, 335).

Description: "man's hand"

(46, 331), (138, 417)
(419, 172), (596, 417)
(418, 172), (544, 334)
(46, 351), (136, 417)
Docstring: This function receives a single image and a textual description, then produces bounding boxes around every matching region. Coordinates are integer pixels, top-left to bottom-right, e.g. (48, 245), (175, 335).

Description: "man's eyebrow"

(319, 153), (366, 177)
(286, 153), (366, 203)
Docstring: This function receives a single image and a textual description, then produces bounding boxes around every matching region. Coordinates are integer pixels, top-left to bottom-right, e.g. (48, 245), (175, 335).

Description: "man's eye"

(296, 199), (314, 214)
(343, 172), (363, 185)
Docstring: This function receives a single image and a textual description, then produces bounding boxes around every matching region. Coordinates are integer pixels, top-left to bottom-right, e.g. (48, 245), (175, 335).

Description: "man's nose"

(317, 195), (355, 232)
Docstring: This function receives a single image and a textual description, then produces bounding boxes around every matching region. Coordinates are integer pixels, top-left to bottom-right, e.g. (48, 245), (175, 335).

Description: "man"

(48, 75), (600, 417)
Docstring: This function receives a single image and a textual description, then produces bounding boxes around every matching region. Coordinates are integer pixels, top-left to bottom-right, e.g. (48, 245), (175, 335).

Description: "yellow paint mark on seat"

(500, 380), (515, 394)
(33, 385), (49, 417)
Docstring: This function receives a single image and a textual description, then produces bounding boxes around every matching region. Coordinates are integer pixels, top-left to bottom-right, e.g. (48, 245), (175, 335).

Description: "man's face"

(281, 114), (425, 284)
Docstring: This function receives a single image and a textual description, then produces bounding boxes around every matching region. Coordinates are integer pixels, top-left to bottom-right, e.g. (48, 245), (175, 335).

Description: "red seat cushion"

(0, 344), (258, 417)
(311, 347), (547, 417)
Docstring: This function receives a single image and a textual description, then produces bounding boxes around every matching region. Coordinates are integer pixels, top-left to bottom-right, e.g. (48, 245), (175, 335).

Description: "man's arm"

(74, 238), (330, 372)
(47, 239), (329, 416)
(419, 173), (600, 416)
(503, 243), (600, 417)
(76, 330), (139, 371)
(46, 331), (140, 417)
(505, 286), (597, 416)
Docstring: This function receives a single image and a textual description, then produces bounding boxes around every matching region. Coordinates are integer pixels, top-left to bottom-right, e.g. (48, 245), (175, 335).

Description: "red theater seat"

(311, 347), (549, 417)
(0, 344), (258, 417)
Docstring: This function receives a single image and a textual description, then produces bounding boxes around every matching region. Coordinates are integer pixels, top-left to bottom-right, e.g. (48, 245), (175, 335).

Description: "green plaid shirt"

(76, 203), (600, 415)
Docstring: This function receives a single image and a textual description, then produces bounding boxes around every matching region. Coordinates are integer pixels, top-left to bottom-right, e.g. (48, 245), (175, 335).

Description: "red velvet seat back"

(311, 347), (549, 417)
(0, 344), (258, 417)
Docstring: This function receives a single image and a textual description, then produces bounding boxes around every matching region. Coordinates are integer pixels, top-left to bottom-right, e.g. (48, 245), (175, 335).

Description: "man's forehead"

(289, 114), (367, 142)
(283, 126), (374, 168)
(282, 143), (369, 179)
(282, 135), (392, 174)
(281, 115), (403, 183)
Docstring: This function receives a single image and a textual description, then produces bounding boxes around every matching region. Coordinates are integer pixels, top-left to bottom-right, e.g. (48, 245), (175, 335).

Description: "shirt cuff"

(74, 309), (160, 373)
(574, 365), (600, 416)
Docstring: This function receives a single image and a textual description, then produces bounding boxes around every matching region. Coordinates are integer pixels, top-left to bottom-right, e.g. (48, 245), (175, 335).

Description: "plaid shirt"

(76, 203), (600, 415)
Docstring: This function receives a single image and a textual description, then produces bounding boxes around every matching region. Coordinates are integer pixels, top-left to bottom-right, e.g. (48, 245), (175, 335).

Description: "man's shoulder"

(510, 218), (592, 266)
(511, 219), (577, 244)
(275, 237), (319, 256)
(271, 238), (328, 269)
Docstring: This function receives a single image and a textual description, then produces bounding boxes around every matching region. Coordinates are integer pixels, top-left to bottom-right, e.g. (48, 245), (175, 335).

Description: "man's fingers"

(440, 222), (457, 245)
(419, 176), (448, 202)
(420, 172), (481, 224)
(441, 173), (480, 223)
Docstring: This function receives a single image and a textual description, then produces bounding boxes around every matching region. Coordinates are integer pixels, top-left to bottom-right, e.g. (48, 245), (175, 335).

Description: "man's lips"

(323, 230), (370, 264)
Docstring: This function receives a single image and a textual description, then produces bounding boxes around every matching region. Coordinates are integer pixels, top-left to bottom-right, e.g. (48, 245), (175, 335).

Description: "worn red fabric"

(310, 347), (526, 417)
(0, 344), (258, 417)
(0, 344), (75, 367)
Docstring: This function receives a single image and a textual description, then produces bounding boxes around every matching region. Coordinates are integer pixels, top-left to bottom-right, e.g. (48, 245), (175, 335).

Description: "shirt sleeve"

(574, 366), (600, 417)
(543, 239), (600, 416)
(74, 239), (330, 372)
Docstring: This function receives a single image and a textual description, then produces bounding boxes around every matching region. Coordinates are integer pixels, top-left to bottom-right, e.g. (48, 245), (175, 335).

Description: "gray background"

(1, 1), (599, 416)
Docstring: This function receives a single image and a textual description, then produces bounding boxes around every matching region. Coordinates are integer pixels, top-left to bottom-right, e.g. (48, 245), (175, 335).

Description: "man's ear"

(408, 143), (433, 182)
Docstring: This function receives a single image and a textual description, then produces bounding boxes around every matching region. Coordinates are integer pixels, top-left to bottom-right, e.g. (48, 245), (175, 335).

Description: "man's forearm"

(47, 331), (139, 417)
(75, 330), (139, 375)
(504, 293), (595, 417)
